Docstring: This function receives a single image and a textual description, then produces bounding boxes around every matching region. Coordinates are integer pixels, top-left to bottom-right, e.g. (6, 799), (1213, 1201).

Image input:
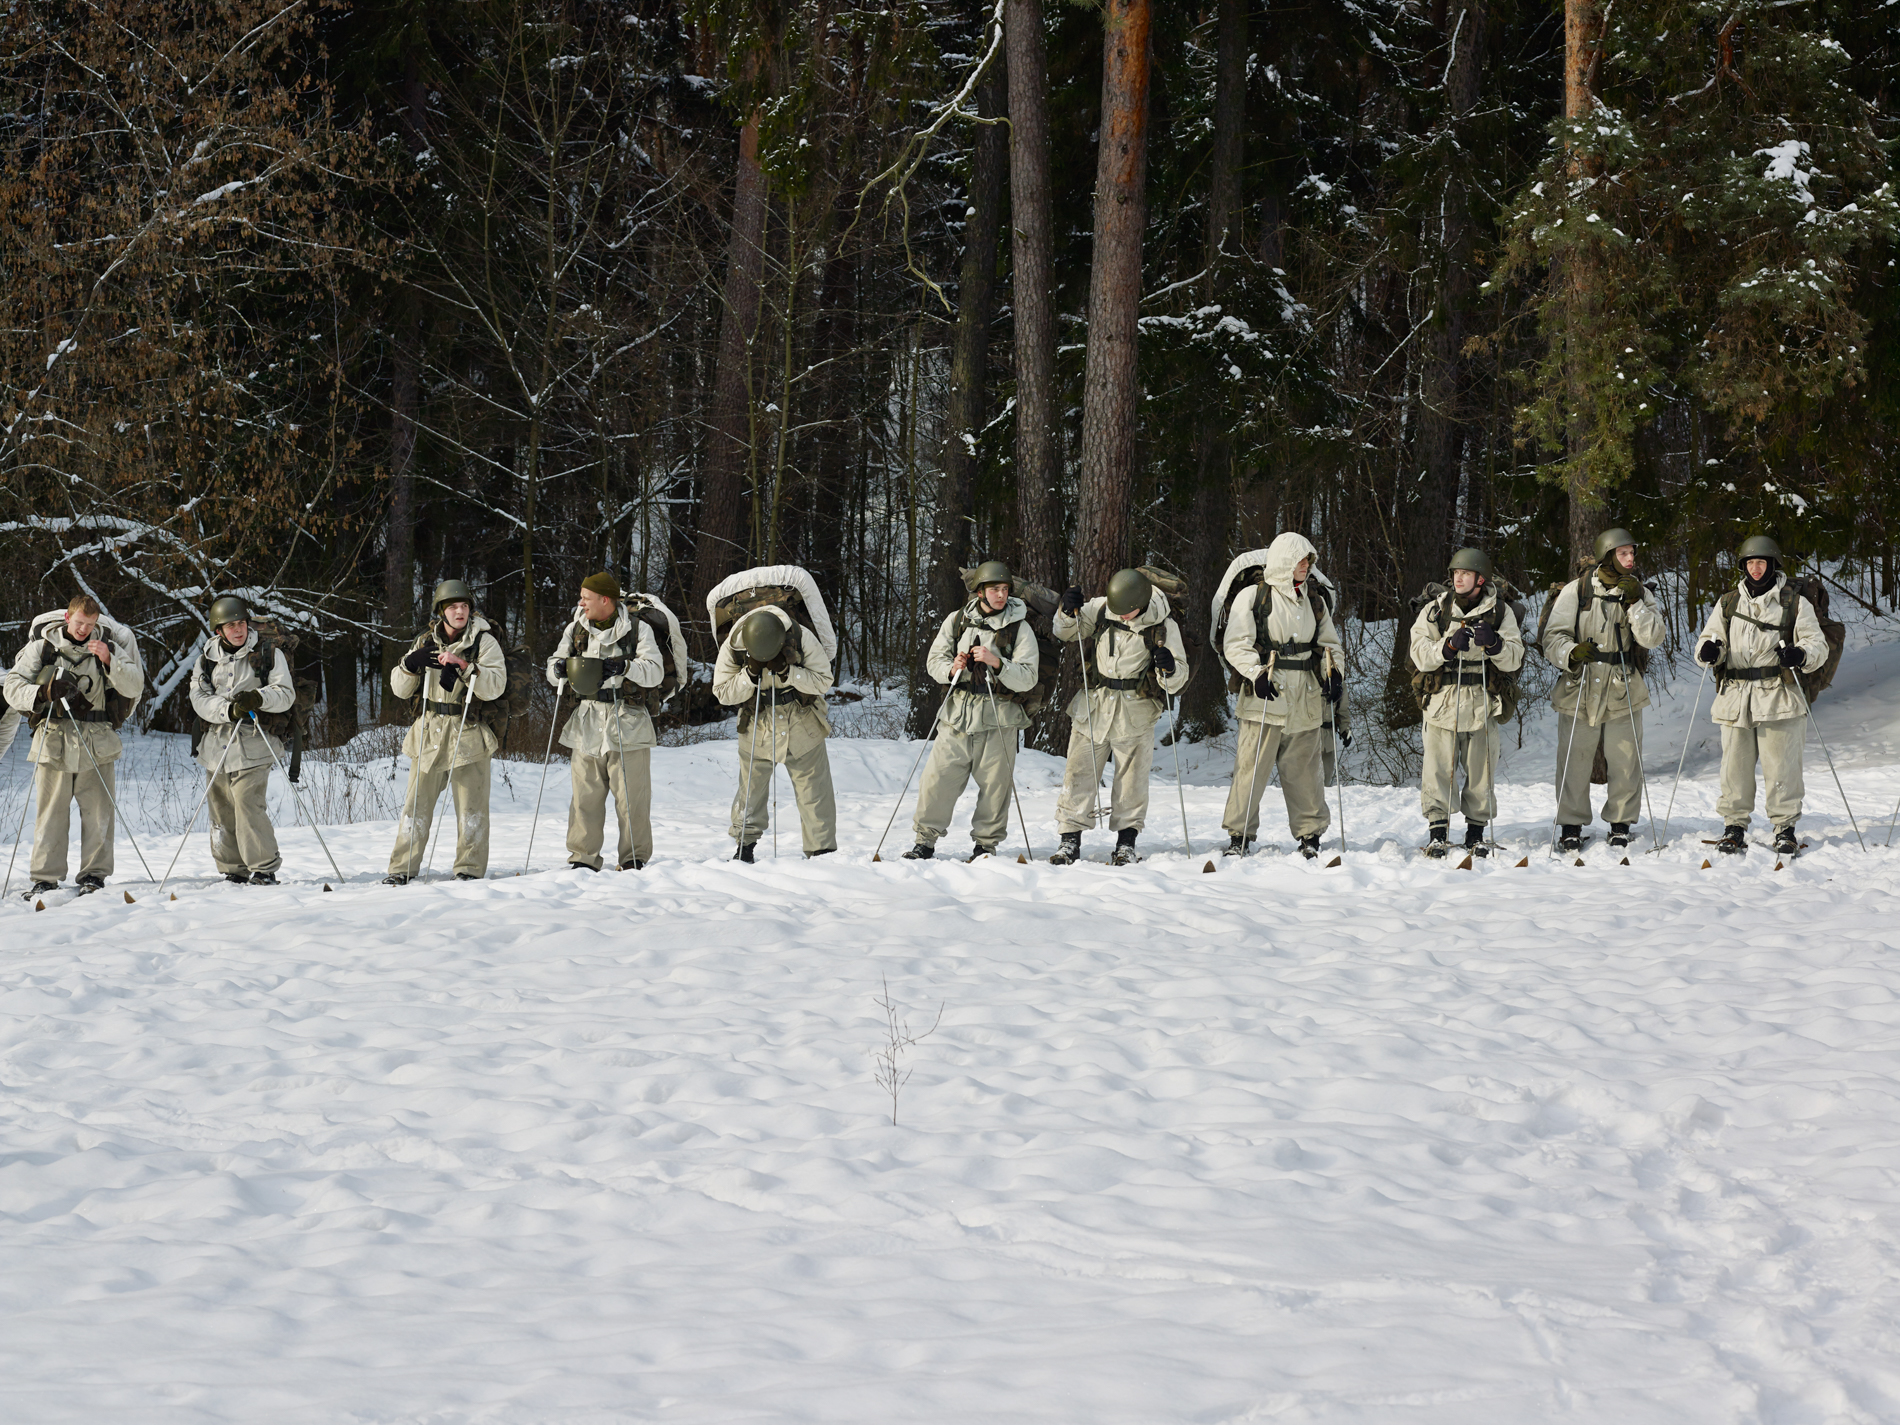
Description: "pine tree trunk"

(1072, 0), (1151, 596)
(1383, 0), (1487, 727)
(689, 111), (768, 654)
(1176, 0), (1245, 743)
(908, 45), (1007, 739)
(1563, 0), (1604, 565)
(1006, 0), (1059, 590)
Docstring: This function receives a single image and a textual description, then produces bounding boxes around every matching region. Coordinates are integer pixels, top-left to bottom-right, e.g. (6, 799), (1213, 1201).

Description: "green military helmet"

(971, 559), (1013, 590)
(207, 594), (250, 629)
(1105, 568), (1153, 616)
(432, 578), (475, 612)
(1447, 547), (1492, 581)
(1594, 528), (1637, 562)
(737, 610), (787, 664)
(1738, 534), (1782, 564)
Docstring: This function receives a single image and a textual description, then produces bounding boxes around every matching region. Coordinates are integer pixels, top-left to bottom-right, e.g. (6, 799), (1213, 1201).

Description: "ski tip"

(1202, 860), (1216, 874)
(1573, 857), (1586, 867)
(322, 883), (333, 892)
(1325, 855), (1342, 868)
(170, 892), (178, 901)
(1619, 857), (1630, 866)
(1456, 854), (1473, 870)
(870, 854), (882, 864)
(1515, 856), (1529, 867)
(124, 891), (135, 903)
(1016, 854), (1028, 864)
(1774, 860), (1785, 871)
(1700, 859), (1713, 869)
(33, 899), (44, 911)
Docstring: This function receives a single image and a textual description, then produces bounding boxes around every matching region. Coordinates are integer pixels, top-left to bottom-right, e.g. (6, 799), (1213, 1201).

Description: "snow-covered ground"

(5, 607), (1900, 1422)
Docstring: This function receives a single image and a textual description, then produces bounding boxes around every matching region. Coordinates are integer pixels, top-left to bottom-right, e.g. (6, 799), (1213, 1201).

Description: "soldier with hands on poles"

(901, 561), (1039, 862)
(189, 595), (297, 885)
(385, 579), (508, 883)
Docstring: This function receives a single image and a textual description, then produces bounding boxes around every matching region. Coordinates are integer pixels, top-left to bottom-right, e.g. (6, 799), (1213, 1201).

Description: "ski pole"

(423, 676), (475, 876)
(1655, 661), (1708, 854)
(156, 717), (239, 898)
(1614, 633), (1660, 854)
(1167, 690), (1191, 855)
(769, 683), (779, 860)
(1074, 610), (1106, 826)
(1886, 791), (1900, 849)
(1550, 656), (1587, 859)
(522, 678), (567, 873)
(1784, 656), (1865, 852)
(62, 697), (154, 881)
(871, 667), (962, 860)
(736, 676), (763, 854)
(1, 748), (33, 904)
(986, 676), (1036, 862)
(249, 712), (343, 881)
(1324, 648), (1348, 855)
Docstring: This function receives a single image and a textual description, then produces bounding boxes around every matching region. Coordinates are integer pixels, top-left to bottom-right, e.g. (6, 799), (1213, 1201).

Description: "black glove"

(1253, 672), (1278, 701)
(1060, 585), (1085, 614)
(601, 658), (627, 678)
(1568, 639), (1598, 670)
(41, 674), (80, 707)
(1777, 644), (1806, 669)
(1471, 623), (1503, 654)
(1442, 627), (1470, 656)
(1613, 574), (1645, 602)
(233, 688), (265, 715)
(1150, 643), (1176, 676)
(438, 660), (461, 690)
(1698, 639), (1724, 665)
(1322, 668), (1343, 704)
(765, 649), (793, 676)
(1339, 728), (1354, 749)
(402, 646), (437, 674)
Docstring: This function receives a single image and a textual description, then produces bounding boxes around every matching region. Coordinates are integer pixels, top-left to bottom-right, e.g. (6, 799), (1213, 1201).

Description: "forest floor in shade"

(4, 648), (1900, 1422)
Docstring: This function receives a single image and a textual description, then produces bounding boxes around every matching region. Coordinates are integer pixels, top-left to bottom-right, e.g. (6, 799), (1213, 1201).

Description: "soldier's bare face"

(442, 601), (471, 632)
(979, 582), (1009, 614)
(66, 611), (99, 642)
(1745, 558), (1770, 581)
(1451, 569), (1482, 595)
(577, 588), (615, 623)
(220, 620), (249, 647)
(1613, 545), (1636, 571)
(1294, 557), (1311, 582)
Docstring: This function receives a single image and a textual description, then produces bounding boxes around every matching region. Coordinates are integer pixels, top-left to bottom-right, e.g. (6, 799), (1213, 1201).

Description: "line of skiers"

(0, 527), (1848, 896)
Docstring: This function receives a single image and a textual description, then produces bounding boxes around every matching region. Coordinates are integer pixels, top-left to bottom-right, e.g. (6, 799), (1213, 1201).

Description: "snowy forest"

(2, 0), (1895, 753)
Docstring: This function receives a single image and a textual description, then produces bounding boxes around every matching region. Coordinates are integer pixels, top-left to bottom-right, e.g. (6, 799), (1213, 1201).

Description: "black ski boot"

(618, 858), (644, 872)
(1423, 821), (1451, 859)
(382, 872), (410, 886)
(1049, 832), (1082, 866)
(1297, 834), (1321, 860)
(733, 843), (756, 864)
(1464, 823), (1489, 858)
(967, 845), (996, 862)
(1110, 828), (1141, 866)
(1718, 824), (1748, 856)
(1558, 824), (1584, 853)
(75, 874), (105, 894)
(22, 880), (57, 900)
(249, 870), (279, 886)
(900, 842), (935, 861)
(1773, 825), (1799, 856)
(1607, 822), (1633, 849)
(458, 871), (484, 880)
(224, 871), (251, 885)
(806, 848), (835, 858)
(1221, 832), (1252, 858)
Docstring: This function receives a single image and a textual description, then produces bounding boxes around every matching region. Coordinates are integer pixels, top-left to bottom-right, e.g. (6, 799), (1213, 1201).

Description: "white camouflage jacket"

(545, 606), (664, 757)
(190, 628), (297, 772)
(1053, 586), (1189, 743)
(1224, 533), (1344, 733)
(1407, 584), (1525, 731)
(3, 610), (145, 770)
(1695, 574), (1829, 728)
(713, 607), (834, 762)
(391, 612), (509, 769)
(1541, 568), (1667, 726)
(926, 595), (1039, 735)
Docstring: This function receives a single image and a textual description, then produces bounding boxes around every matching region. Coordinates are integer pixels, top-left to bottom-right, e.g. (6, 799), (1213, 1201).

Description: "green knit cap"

(581, 571), (620, 601)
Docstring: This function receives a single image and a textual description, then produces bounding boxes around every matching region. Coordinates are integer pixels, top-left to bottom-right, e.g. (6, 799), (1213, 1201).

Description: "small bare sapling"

(872, 974), (943, 1126)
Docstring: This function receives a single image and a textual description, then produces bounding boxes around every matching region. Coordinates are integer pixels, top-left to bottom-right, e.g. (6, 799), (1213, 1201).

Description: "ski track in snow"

(3, 668), (1900, 1420)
